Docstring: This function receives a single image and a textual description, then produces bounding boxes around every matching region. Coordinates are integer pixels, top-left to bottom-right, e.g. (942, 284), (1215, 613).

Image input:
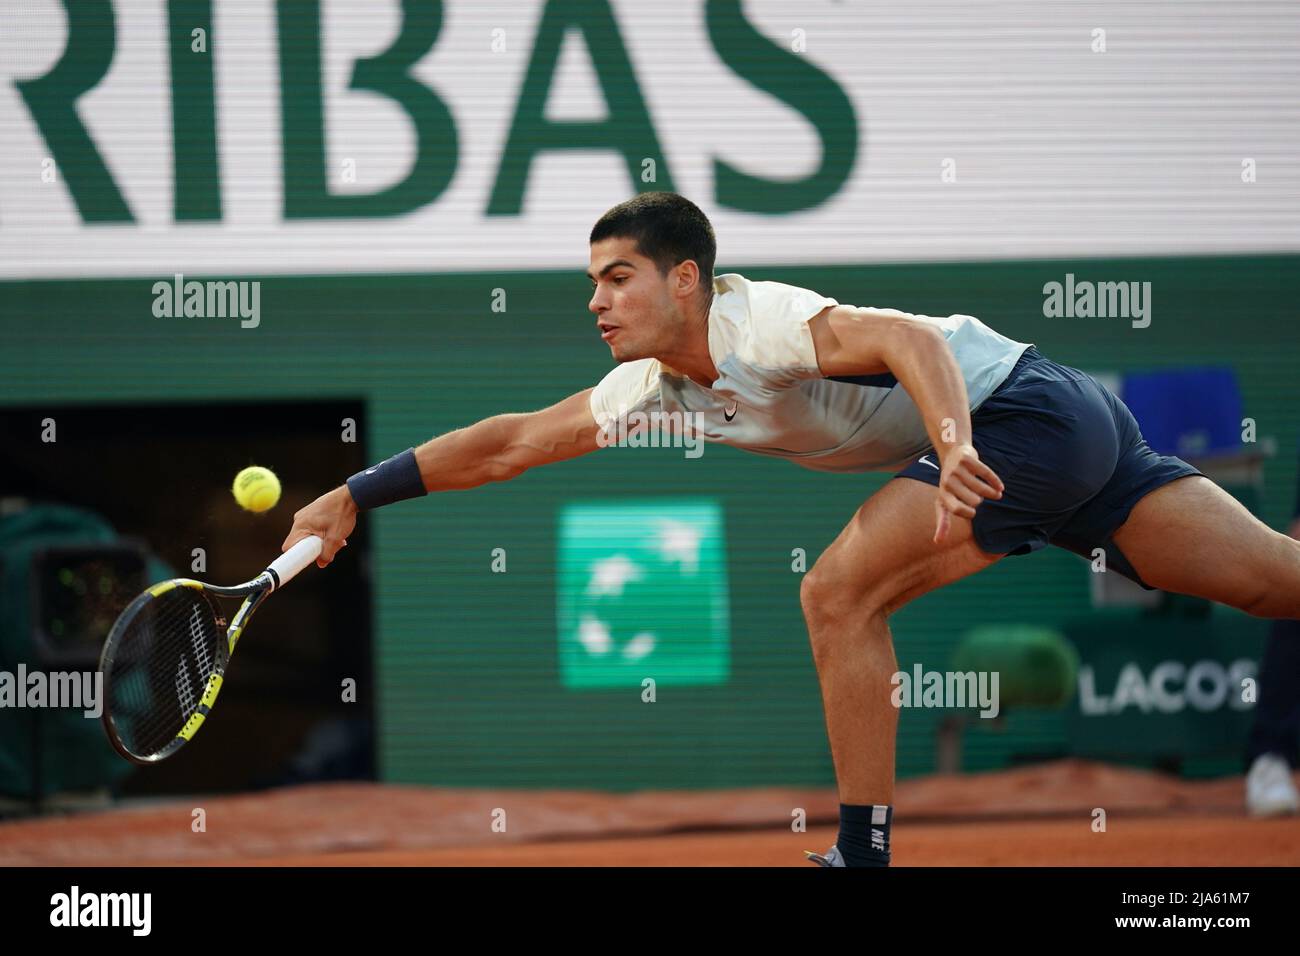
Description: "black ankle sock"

(836, 803), (892, 867)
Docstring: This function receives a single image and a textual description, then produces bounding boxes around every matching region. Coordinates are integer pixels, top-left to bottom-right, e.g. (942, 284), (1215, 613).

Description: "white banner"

(1, 0), (1297, 279)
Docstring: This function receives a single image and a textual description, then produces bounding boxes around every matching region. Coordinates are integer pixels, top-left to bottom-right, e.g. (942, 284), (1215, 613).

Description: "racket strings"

(106, 588), (228, 758)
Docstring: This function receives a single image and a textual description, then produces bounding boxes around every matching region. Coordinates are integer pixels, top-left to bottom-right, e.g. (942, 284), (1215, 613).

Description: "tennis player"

(283, 192), (1300, 867)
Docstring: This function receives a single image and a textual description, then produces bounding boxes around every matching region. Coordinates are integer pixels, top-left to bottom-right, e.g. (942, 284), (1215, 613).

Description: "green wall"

(3, 254), (1295, 788)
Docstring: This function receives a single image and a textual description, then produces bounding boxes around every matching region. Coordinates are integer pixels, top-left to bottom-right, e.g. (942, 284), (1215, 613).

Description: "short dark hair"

(590, 192), (716, 297)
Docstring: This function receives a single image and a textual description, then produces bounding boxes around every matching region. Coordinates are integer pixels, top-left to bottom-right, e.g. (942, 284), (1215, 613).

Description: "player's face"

(587, 238), (681, 362)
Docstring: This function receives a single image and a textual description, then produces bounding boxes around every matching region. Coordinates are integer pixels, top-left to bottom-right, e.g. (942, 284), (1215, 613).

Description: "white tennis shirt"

(589, 273), (1032, 473)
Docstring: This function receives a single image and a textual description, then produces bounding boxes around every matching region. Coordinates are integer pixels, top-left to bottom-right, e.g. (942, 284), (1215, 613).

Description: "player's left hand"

(934, 443), (1004, 544)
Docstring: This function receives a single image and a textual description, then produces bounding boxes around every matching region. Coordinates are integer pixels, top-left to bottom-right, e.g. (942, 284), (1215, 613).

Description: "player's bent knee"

(1200, 536), (1300, 618)
(799, 565), (839, 625)
(1237, 573), (1300, 619)
(800, 560), (890, 629)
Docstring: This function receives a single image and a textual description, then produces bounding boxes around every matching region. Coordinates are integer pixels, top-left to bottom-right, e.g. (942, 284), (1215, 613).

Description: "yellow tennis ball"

(232, 466), (281, 513)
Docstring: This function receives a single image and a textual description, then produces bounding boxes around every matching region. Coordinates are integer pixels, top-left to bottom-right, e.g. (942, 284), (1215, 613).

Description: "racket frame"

(98, 536), (322, 765)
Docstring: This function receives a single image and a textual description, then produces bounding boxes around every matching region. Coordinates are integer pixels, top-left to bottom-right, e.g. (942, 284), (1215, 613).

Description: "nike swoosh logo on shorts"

(918, 455), (939, 470)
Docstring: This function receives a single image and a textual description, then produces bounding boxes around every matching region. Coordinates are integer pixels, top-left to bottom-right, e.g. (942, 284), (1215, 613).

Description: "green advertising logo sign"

(557, 499), (730, 690)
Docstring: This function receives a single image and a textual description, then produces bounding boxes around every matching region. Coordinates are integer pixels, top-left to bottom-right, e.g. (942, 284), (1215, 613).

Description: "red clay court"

(3, 761), (1297, 867)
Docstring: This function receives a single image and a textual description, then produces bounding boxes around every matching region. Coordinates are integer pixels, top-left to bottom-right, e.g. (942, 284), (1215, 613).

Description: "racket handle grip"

(268, 535), (324, 588)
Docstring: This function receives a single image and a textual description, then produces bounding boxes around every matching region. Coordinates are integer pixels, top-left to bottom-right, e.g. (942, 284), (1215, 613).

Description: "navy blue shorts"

(894, 346), (1203, 588)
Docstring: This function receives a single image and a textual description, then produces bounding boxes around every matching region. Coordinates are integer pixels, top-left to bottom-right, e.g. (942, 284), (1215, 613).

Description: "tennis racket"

(98, 535), (323, 764)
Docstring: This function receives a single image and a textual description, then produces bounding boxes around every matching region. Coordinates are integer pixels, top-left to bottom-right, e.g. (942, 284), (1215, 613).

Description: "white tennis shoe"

(805, 845), (847, 867)
(1245, 753), (1299, 817)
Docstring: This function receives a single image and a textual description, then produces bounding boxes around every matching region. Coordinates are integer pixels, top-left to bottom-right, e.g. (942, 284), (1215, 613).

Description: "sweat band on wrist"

(346, 448), (426, 511)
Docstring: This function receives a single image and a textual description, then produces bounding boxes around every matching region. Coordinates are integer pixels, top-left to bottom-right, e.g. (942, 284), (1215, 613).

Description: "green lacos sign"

(556, 499), (730, 690)
(19, 0), (858, 224)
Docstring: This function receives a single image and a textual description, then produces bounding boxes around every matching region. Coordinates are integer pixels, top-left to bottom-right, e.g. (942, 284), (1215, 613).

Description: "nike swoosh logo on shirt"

(918, 455), (939, 470)
(723, 401), (739, 422)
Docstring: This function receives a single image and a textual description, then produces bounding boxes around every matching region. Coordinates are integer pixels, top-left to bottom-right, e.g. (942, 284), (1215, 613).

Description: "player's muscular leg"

(800, 478), (1002, 805)
(1112, 475), (1300, 618)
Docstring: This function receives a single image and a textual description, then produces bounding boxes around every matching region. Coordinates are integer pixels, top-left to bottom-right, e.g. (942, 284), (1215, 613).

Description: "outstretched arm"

(807, 304), (1004, 543)
(282, 388), (603, 567)
(412, 387), (602, 491)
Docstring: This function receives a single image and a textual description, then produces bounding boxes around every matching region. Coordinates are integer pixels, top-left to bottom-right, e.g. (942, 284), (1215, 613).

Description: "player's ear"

(671, 260), (700, 302)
